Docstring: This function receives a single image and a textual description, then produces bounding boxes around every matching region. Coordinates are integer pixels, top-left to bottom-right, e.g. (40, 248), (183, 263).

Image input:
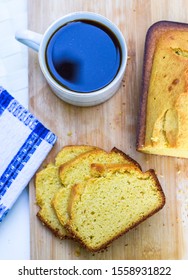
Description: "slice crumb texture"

(66, 165), (165, 251)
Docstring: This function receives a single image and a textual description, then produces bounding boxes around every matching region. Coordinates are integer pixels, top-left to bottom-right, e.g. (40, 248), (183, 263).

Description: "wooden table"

(28, 0), (188, 259)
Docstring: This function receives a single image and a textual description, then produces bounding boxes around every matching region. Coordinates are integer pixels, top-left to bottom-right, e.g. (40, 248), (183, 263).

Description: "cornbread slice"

(52, 187), (72, 227)
(53, 148), (141, 227)
(35, 145), (98, 238)
(66, 165), (165, 251)
(36, 163), (66, 238)
(53, 161), (140, 228)
(59, 147), (141, 188)
(137, 21), (188, 158)
(55, 145), (99, 167)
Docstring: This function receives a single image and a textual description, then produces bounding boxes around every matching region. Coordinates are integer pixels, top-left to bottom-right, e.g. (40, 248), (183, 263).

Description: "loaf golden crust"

(137, 20), (188, 158)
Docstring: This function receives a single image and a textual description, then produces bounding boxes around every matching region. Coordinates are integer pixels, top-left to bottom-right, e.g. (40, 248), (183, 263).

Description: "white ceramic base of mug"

(48, 78), (122, 107)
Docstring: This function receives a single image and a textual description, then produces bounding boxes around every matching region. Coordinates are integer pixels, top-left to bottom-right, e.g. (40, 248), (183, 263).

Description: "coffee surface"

(46, 20), (121, 93)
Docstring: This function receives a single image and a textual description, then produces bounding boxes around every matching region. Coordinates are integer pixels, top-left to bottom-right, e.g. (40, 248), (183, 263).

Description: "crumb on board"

(151, 137), (159, 142)
(67, 131), (72, 137)
(74, 246), (81, 257)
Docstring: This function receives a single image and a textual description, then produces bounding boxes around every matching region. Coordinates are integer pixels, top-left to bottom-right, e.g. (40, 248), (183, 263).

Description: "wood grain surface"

(28, 0), (188, 260)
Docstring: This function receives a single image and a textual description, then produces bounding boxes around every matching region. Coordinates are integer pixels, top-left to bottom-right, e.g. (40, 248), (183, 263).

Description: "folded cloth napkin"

(0, 86), (57, 222)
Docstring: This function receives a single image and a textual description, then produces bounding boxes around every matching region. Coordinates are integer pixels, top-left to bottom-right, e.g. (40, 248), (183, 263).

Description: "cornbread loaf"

(66, 164), (165, 252)
(35, 145), (98, 238)
(137, 20), (188, 158)
(53, 148), (139, 228)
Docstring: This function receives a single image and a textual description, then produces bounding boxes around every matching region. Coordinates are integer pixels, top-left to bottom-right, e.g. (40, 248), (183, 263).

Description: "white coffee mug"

(15, 12), (127, 107)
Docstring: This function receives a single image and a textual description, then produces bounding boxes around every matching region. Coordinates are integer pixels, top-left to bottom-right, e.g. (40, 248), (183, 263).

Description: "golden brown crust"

(146, 169), (166, 206)
(136, 20), (188, 151)
(36, 211), (72, 239)
(66, 184), (80, 223)
(111, 147), (142, 170)
(90, 163), (140, 176)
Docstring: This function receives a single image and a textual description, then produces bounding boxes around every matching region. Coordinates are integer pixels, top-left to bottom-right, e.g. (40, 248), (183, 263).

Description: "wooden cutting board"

(28, 0), (188, 260)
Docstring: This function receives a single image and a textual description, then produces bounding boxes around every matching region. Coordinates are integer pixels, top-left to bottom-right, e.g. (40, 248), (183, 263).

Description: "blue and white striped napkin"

(0, 86), (57, 222)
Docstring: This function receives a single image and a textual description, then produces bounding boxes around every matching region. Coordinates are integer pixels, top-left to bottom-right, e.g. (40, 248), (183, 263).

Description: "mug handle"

(15, 30), (43, 52)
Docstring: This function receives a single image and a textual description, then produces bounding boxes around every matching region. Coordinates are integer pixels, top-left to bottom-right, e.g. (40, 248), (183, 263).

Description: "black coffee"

(46, 20), (121, 93)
